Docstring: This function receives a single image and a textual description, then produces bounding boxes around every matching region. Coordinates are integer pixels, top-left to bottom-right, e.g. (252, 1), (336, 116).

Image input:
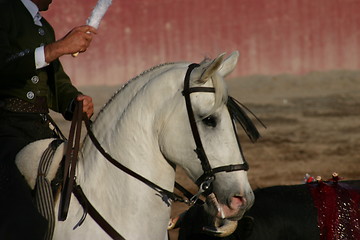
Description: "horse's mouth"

(206, 193), (248, 220)
(202, 192), (250, 237)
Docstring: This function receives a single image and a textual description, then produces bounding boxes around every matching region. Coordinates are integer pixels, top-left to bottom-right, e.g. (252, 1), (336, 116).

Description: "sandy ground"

(52, 70), (360, 239)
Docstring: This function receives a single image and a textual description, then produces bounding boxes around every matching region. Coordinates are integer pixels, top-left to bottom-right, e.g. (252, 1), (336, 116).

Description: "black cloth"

(0, 110), (57, 239)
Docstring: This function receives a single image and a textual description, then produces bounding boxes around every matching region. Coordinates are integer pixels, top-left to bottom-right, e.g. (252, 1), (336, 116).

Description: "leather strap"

(58, 101), (83, 221)
(82, 114), (186, 205)
(72, 184), (126, 240)
(182, 63), (213, 176)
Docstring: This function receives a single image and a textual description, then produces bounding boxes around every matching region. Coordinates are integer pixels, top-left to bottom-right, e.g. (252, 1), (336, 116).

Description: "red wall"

(44, 0), (360, 85)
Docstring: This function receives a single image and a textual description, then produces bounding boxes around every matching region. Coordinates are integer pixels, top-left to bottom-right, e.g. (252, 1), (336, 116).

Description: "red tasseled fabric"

(308, 178), (360, 240)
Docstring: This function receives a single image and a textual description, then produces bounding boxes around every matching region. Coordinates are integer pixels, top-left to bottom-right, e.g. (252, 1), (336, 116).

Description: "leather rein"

(57, 63), (260, 240)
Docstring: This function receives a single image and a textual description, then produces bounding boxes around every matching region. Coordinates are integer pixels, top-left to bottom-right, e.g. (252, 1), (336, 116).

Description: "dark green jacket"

(0, 0), (80, 118)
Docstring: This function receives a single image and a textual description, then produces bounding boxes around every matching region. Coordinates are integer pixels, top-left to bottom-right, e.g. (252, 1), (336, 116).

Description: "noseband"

(182, 63), (250, 192)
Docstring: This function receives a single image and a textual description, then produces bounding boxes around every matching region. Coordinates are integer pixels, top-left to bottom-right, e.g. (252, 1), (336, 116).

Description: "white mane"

(95, 62), (179, 119)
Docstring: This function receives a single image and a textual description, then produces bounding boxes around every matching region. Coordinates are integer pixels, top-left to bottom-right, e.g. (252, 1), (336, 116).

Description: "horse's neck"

(72, 63), (188, 236)
(85, 63), (179, 141)
(79, 62), (183, 183)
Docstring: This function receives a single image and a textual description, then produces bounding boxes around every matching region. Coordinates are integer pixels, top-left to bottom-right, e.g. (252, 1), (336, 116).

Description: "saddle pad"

(15, 138), (66, 189)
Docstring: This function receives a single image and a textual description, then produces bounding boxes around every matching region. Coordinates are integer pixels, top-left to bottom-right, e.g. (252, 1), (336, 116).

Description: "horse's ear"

(191, 53), (226, 84)
(218, 51), (239, 78)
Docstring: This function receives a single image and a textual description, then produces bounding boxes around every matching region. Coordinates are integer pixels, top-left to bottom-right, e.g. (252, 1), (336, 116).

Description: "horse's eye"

(202, 116), (217, 127)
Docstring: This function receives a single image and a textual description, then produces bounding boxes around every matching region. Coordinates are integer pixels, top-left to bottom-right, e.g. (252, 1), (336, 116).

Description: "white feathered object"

(86, 0), (112, 29)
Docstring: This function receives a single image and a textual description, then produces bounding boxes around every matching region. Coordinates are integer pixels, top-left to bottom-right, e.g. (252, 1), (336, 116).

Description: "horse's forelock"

(201, 70), (228, 119)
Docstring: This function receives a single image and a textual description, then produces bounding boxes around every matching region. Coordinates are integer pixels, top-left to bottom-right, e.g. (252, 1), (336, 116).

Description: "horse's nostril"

(230, 195), (246, 210)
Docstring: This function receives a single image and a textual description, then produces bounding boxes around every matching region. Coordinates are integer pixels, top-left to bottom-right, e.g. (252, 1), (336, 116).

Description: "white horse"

(16, 51), (255, 240)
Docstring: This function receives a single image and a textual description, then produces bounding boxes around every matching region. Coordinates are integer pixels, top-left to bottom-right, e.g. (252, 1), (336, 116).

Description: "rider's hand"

(77, 95), (94, 119)
(44, 25), (97, 62)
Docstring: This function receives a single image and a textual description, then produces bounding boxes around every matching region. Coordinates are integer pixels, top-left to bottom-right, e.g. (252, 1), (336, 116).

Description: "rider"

(0, 0), (95, 238)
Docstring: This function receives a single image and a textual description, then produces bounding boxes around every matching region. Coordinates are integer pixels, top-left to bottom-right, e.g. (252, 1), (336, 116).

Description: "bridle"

(58, 63), (262, 240)
(182, 63), (250, 197)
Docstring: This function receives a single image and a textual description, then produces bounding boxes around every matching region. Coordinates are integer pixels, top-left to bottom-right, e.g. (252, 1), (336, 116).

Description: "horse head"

(159, 51), (255, 237)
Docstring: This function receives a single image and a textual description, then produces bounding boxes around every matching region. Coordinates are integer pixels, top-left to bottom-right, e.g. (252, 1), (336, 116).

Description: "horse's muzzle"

(202, 191), (254, 237)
